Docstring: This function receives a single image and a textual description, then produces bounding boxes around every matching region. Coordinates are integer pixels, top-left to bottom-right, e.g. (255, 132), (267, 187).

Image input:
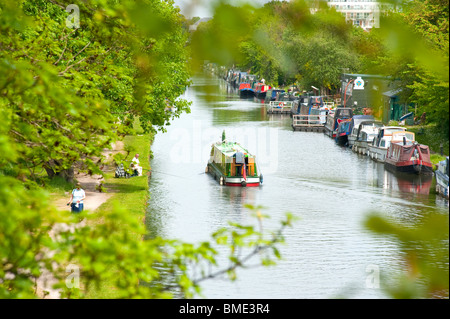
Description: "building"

(327, 0), (381, 30)
(340, 73), (412, 122)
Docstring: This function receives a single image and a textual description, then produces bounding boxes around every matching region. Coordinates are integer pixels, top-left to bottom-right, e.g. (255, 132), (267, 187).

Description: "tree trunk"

(44, 160), (75, 183)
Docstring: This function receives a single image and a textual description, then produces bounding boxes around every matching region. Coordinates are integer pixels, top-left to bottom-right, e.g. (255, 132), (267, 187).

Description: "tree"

(373, 0), (449, 134)
(190, 0), (361, 92)
(0, 0), (192, 182)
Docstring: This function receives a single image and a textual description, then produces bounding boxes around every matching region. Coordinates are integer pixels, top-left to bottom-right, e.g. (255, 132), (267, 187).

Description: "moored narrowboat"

(347, 115), (375, 147)
(435, 156), (449, 199)
(385, 142), (433, 175)
(254, 83), (271, 99)
(324, 107), (353, 138)
(206, 134), (262, 187)
(368, 128), (413, 163)
(239, 82), (255, 98)
(264, 89), (285, 103)
(352, 121), (383, 155)
(335, 119), (352, 146)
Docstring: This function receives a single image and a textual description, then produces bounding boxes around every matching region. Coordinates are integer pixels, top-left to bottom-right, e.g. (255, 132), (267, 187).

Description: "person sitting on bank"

(130, 153), (143, 176)
(67, 183), (86, 213)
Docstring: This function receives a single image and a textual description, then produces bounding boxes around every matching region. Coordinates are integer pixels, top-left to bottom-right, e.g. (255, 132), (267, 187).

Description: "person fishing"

(131, 153), (143, 176)
(67, 182), (86, 213)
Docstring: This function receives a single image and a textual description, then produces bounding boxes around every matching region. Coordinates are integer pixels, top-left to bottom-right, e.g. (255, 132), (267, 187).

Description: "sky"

(174, 0), (274, 18)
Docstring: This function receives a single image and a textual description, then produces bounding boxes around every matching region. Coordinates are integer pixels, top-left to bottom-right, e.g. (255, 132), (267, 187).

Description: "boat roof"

(392, 131), (415, 140)
(381, 126), (407, 135)
(352, 115), (374, 126)
(213, 141), (254, 158)
(360, 120), (383, 126)
(382, 126), (406, 131)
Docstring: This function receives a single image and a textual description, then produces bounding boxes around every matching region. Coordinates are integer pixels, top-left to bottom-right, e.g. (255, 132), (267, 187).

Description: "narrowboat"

(352, 121), (383, 155)
(292, 96), (329, 125)
(206, 134), (262, 187)
(368, 128), (413, 163)
(347, 115), (375, 147)
(239, 82), (255, 98)
(385, 141), (433, 175)
(254, 83), (271, 99)
(435, 156), (449, 199)
(335, 119), (352, 146)
(292, 96), (323, 115)
(324, 107), (353, 138)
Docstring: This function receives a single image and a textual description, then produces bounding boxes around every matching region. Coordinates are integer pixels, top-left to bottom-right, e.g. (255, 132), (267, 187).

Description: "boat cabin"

(207, 139), (262, 187)
(254, 83), (271, 98)
(265, 89), (285, 103)
(355, 121), (383, 141)
(324, 107), (353, 138)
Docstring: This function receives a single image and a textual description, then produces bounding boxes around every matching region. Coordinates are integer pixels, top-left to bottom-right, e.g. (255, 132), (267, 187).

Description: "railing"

(268, 101), (293, 113)
(292, 114), (325, 127)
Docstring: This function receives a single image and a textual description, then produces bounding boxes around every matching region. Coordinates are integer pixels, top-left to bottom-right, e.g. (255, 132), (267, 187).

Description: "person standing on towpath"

(67, 182), (86, 213)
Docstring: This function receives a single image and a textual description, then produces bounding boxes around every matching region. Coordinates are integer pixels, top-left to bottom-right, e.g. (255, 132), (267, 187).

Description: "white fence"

(292, 114), (324, 127)
(267, 101), (293, 113)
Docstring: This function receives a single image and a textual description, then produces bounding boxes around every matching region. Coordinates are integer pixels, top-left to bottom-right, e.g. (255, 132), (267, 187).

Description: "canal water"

(146, 75), (448, 299)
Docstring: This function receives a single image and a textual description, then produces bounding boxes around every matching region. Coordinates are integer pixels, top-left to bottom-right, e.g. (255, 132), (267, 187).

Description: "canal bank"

(84, 132), (154, 298)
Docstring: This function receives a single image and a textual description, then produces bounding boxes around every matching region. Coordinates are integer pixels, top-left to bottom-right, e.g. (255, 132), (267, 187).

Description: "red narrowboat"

(385, 141), (433, 175)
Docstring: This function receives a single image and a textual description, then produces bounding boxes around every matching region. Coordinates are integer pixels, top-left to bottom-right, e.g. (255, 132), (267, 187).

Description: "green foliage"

(365, 211), (449, 298)
(374, 0), (449, 135)
(52, 200), (294, 298)
(0, 0), (192, 181)
(0, 176), (73, 298)
(408, 124), (449, 156)
(191, 0), (362, 90)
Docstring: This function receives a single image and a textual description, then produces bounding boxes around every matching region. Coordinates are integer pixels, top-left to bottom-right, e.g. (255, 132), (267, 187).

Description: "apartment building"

(327, 0), (382, 30)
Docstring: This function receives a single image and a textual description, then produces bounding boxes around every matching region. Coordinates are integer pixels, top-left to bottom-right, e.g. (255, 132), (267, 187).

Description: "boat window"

(340, 110), (351, 117)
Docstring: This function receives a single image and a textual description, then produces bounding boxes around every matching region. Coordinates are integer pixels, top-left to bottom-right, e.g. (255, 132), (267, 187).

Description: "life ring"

(278, 102), (284, 107)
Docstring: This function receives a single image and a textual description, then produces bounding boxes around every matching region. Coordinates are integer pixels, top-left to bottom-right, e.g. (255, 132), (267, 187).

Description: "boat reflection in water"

(375, 163), (433, 198)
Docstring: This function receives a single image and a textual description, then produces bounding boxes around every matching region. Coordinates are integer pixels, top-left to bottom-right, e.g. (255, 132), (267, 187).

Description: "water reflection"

(373, 161), (433, 197)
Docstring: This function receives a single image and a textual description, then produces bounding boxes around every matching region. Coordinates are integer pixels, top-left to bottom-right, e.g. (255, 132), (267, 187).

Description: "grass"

(43, 176), (75, 195)
(84, 132), (154, 298)
(430, 154), (448, 168)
